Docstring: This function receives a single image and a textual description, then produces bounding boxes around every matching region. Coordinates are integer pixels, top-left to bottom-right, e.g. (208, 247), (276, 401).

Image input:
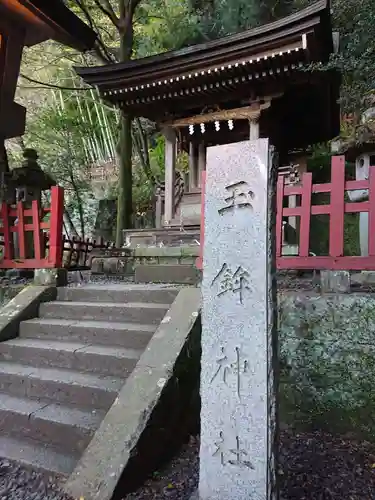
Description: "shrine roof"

(76, 0), (334, 119)
(0, 0), (97, 50)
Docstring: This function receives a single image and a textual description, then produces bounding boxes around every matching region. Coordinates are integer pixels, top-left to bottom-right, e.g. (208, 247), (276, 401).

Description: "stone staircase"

(0, 284), (178, 478)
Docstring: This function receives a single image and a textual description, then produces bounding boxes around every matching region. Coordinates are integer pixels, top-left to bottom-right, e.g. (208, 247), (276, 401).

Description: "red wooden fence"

(197, 155), (375, 271)
(276, 155), (375, 270)
(0, 186), (64, 269)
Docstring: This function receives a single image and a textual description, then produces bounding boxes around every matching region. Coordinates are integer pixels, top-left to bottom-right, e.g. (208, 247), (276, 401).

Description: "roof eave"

(2, 0), (97, 51)
(75, 0), (331, 83)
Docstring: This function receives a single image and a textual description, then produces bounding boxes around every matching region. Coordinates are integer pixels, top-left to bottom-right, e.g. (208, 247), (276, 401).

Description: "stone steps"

(123, 227), (200, 246)
(0, 284), (177, 478)
(57, 285), (178, 304)
(39, 301), (170, 324)
(19, 318), (156, 349)
(0, 362), (123, 409)
(0, 434), (78, 477)
(0, 392), (103, 455)
(167, 217), (201, 229)
(0, 338), (141, 377)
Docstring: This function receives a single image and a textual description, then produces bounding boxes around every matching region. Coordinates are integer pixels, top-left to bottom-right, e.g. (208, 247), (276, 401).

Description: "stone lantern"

(12, 149), (56, 204)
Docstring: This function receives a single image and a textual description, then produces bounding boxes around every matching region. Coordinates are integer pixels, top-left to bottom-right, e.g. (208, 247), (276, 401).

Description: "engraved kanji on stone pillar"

(200, 139), (279, 500)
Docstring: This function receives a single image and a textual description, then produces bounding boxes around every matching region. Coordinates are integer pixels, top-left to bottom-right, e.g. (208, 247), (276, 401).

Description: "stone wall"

(279, 291), (375, 439)
(91, 246), (199, 275)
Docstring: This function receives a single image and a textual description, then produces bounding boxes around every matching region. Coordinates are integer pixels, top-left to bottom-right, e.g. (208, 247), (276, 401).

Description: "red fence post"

(16, 201), (26, 260)
(1, 202), (11, 260)
(48, 186), (64, 267)
(31, 199), (42, 261)
(368, 164), (375, 257)
(299, 172), (313, 257)
(276, 175), (285, 258)
(329, 156), (345, 257)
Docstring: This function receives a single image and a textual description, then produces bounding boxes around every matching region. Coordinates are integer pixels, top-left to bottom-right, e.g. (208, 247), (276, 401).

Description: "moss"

(279, 293), (375, 440)
(309, 195), (360, 256)
(0, 285), (26, 308)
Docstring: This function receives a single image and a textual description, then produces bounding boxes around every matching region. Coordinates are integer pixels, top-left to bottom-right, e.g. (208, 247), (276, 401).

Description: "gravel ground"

(279, 429), (375, 499)
(122, 430), (375, 500)
(2, 432), (375, 499)
(0, 461), (72, 500)
(123, 436), (199, 500)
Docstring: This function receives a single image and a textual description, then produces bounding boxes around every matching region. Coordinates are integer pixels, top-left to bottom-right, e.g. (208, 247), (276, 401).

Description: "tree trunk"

(116, 112), (132, 246)
(63, 208), (79, 237)
(115, 7), (136, 247)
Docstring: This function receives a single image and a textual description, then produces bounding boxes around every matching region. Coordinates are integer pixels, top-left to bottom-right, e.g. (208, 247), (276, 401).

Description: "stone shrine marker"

(200, 139), (278, 500)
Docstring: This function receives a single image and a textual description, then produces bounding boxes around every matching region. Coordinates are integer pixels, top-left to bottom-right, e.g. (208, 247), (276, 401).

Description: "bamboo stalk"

(90, 88), (112, 160)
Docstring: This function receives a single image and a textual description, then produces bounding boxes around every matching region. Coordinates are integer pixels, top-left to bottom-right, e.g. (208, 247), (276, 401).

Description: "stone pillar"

(200, 139), (278, 500)
(198, 143), (206, 188)
(163, 128), (177, 225)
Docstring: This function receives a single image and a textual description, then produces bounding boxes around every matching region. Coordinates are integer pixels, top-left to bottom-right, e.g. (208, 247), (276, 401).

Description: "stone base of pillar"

(34, 268), (68, 287)
(320, 270), (351, 293)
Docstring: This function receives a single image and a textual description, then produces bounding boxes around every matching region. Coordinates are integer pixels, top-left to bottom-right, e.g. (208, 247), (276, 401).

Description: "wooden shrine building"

(77, 0), (340, 230)
(0, 0), (96, 146)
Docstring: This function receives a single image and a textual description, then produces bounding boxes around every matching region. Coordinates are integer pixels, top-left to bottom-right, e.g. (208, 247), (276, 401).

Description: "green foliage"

(324, 0), (375, 113)
(135, 0), (202, 55)
(193, 0), (295, 40)
(149, 135), (165, 178)
(26, 101), (96, 237)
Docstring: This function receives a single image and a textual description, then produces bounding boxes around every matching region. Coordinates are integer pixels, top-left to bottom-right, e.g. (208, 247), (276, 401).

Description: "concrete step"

(0, 434), (77, 477)
(167, 217), (201, 229)
(0, 393), (103, 454)
(0, 338), (141, 377)
(181, 192), (202, 205)
(0, 362), (124, 410)
(20, 318), (156, 349)
(57, 285), (178, 304)
(39, 301), (170, 324)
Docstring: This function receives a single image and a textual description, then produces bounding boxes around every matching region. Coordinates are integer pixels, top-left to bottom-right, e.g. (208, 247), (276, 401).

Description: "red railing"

(276, 156), (375, 270)
(197, 155), (375, 271)
(0, 186), (64, 269)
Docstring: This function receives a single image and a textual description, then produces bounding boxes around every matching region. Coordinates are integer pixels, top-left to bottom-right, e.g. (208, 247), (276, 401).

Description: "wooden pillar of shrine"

(189, 142), (198, 191)
(163, 127), (177, 225)
(198, 142), (206, 188)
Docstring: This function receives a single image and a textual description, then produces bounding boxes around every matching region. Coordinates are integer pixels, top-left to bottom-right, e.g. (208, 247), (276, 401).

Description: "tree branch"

(73, 0), (115, 63)
(135, 118), (151, 171)
(19, 74), (92, 91)
(119, 0), (126, 20)
(134, 118), (155, 185)
(93, 0), (119, 28)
